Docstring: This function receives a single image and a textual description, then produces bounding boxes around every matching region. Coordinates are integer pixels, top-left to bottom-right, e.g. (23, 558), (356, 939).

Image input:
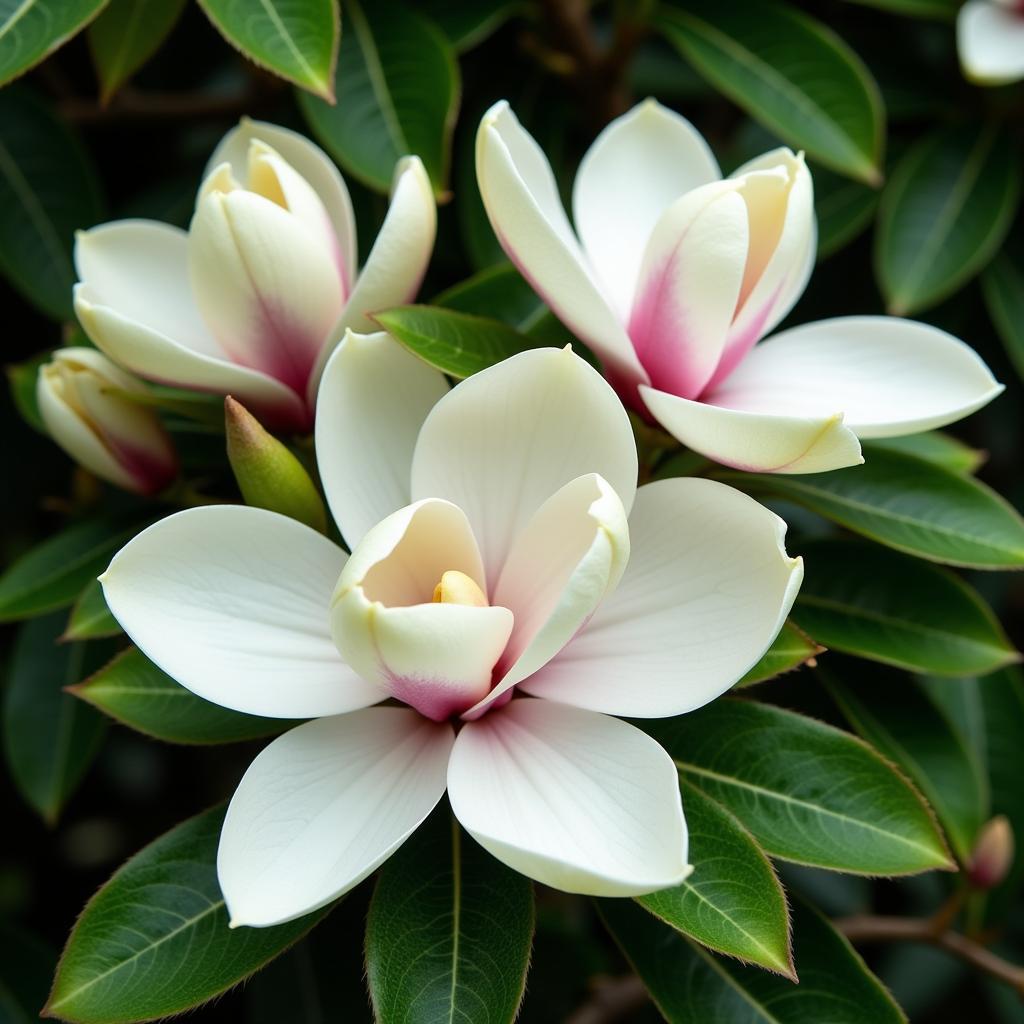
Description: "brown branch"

(565, 974), (649, 1024)
(837, 915), (1024, 997)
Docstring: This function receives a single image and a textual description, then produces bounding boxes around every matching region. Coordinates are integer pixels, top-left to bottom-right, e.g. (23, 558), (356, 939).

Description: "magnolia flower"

(477, 100), (1003, 474)
(958, 0), (1024, 85)
(37, 347), (177, 495)
(73, 119), (435, 432)
(100, 338), (802, 927)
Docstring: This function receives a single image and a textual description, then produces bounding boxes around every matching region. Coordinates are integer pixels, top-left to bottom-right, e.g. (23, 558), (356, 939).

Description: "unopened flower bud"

(37, 348), (177, 495)
(969, 815), (1014, 890)
(225, 396), (326, 533)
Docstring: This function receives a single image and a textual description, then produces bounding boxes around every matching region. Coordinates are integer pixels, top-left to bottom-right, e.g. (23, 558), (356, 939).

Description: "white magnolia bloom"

(958, 0), (1024, 85)
(476, 99), (1003, 474)
(73, 119), (436, 432)
(101, 337), (802, 927)
(37, 347), (176, 494)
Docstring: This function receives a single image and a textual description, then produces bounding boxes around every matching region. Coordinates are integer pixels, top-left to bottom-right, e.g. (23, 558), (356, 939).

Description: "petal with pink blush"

(628, 181), (748, 399)
(521, 479), (803, 717)
(462, 474), (629, 721)
(448, 699), (689, 896)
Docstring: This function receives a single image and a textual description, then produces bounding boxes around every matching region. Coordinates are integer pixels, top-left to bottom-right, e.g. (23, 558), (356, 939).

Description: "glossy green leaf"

(298, 0), (458, 196)
(875, 122), (1021, 315)
(600, 896), (906, 1023)
(982, 248), (1024, 384)
(374, 304), (542, 378)
(87, 0), (187, 103)
(366, 806), (534, 1024)
(642, 698), (953, 874)
(736, 621), (824, 687)
(814, 163), (880, 258)
(435, 262), (546, 331)
(0, 88), (103, 319)
(825, 672), (988, 862)
(868, 431), (984, 475)
(64, 578), (122, 640)
(793, 540), (1018, 676)
(44, 805), (331, 1023)
(3, 613), (110, 823)
(417, 0), (518, 51)
(0, 0), (109, 86)
(723, 447), (1024, 569)
(637, 784), (793, 976)
(71, 646), (294, 745)
(198, 0), (339, 99)
(656, 0), (884, 183)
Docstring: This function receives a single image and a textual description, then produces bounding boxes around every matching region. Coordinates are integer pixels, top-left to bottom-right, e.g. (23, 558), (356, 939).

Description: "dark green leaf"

(3, 613), (110, 823)
(814, 163), (880, 259)
(298, 0), (459, 196)
(374, 304), (543, 378)
(417, 0), (518, 51)
(366, 806), (534, 1024)
(0, 923), (56, 1024)
(71, 646), (294, 745)
(656, 0), (884, 183)
(982, 248), (1024, 384)
(64, 579), (122, 641)
(0, 518), (139, 622)
(0, 0), (109, 86)
(825, 671), (988, 862)
(867, 431), (984, 475)
(600, 896), (906, 1023)
(841, 0), (957, 17)
(7, 350), (48, 432)
(44, 805), (331, 1023)
(875, 122), (1021, 315)
(87, 0), (187, 104)
(435, 262), (546, 331)
(642, 698), (953, 874)
(793, 540), (1018, 676)
(722, 447), (1024, 569)
(0, 88), (104, 319)
(736, 621), (823, 687)
(198, 0), (339, 99)
(636, 784), (793, 975)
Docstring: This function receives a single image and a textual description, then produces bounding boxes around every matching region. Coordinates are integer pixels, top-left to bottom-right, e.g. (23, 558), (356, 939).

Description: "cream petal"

(448, 699), (689, 896)
(411, 347), (638, 589)
(101, 506), (384, 718)
(521, 479), (803, 716)
(958, 0), (1024, 85)
(572, 98), (720, 319)
(315, 330), (448, 549)
(220, 708), (453, 927)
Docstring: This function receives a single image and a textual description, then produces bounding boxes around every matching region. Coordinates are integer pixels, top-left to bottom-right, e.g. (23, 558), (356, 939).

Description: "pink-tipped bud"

(969, 815), (1015, 890)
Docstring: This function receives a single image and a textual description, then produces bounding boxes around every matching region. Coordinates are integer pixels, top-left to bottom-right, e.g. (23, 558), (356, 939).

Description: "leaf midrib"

(255, 0), (320, 86)
(348, 0), (408, 160)
(0, 0), (37, 43)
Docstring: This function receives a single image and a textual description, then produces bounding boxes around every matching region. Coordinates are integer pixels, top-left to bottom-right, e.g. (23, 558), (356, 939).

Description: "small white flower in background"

(958, 0), (1024, 85)
(37, 348), (177, 495)
(73, 119), (436, 433)
(100, 337), (802, 927)
(476, 99), (1003, 474)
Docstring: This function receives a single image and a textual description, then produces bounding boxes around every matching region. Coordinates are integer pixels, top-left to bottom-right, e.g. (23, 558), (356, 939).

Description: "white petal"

(188, 190), (343, 396)
(476, 101), (648, 389)
(411, 346), (638, 589)
(627, 181), (748, 398)
(330, 500), (513, 721)
(315, 330), (449, 549)
(207, 118), (358, 289)
(641, 384), (863, 473)
(448, 699), (689, 895)
(74, 285), (309, 431)
(101, 506), (383, 718)
(958, 1), (1024, 85)
(708, 316), (1005, 438)
(521, 479), (803, 716)
(463, 474), (629, 720)
(220, 708), (453, 927)
(573, 98), (720, 319)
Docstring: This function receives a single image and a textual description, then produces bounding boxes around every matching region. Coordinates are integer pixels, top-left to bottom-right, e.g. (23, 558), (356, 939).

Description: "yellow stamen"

(432, 570), (488, 607)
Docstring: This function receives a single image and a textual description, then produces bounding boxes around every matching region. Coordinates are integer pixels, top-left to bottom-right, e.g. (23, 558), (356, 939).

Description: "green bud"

(225, 396), (327, 533)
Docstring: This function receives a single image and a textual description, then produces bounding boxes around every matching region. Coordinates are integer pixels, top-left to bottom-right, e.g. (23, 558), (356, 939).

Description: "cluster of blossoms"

(38, 103), (1002, 926)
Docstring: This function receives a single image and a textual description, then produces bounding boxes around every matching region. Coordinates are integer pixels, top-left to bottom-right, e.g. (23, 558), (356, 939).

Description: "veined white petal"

(220, 708), (453, 927)
(315, 330), (448, 549)
(101, 506), (384, 718)
(958, 0), (1024, 85)
(411, 347), (638, 589)
(449, 699), (689, 895)
(573, 98), (720, 319)
(521, 479), (803, 716)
